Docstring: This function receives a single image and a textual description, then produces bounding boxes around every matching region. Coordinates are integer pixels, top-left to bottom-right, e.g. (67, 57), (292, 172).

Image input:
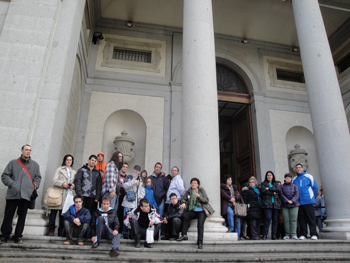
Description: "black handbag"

(29, 189), (38, 210)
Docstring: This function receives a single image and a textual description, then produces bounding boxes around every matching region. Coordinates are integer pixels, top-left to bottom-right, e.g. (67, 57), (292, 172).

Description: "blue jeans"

(104, 192), (118, 211)
(157, 201), (165, 218)
(227, 206), (241, 237)
(263, 208), (279, 237)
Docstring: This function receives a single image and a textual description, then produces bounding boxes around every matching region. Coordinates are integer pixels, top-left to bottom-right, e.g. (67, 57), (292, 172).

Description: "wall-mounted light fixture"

(241, 39), (248, 44)
(291, 47), (299, 52)
(92, 32), (104, 45)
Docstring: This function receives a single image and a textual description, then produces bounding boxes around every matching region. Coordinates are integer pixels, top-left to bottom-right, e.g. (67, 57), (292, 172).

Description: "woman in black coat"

(241, 176), (262, 240)
(261, 171), (281, 240)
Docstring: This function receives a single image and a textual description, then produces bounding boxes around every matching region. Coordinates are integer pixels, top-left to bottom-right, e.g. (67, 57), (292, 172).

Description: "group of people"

(44, 151), (214, 257)
(221, 164), (323, 241)
(0, 145), (324, 258)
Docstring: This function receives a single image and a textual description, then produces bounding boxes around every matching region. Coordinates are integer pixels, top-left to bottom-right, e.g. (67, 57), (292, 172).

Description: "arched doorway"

(217, 64), (255, 189)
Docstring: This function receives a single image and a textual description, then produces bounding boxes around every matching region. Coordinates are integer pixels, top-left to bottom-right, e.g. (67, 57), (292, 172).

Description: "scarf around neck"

(252, 186), (262, 207)
(188, 188), (202, 211)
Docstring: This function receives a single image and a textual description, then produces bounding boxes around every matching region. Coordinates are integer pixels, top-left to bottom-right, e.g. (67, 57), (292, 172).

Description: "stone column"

(292, 0), (350, 239)
(182, 0), (233, 240)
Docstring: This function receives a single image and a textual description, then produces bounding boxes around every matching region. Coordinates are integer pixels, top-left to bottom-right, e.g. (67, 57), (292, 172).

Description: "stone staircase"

(0, 236), (350, 262)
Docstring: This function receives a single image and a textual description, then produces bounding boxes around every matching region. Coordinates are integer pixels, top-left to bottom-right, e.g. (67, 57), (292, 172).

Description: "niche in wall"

(285, 126), (321, 185)
(102, 109), (146, 170)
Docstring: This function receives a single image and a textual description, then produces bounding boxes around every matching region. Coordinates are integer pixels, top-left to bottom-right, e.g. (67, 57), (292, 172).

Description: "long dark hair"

(264, 170), (276, 184)
(61, 154), (74, 167)
(109, 151), (123, 170)
(140, 170), (148, 185)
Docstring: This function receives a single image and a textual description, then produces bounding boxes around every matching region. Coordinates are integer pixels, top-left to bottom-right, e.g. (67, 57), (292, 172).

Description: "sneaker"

(14, 238), (23, 244)
(283, 236), (290, 240)
(108, 249), (120, 257)
(92, 240), (99, 248)
(311, 235), (318, 240)
(291, 236), (299, 240)
(299, 236), (306, 240)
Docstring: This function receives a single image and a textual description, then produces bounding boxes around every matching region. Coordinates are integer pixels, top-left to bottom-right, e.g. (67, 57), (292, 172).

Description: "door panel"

(233, 107), (255, 190)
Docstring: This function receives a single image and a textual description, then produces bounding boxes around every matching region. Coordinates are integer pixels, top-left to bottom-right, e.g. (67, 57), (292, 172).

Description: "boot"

(135, 235), (141, 248)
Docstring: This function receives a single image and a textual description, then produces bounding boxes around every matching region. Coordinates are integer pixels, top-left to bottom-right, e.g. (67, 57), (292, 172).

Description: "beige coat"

(48, 166), (76, 210)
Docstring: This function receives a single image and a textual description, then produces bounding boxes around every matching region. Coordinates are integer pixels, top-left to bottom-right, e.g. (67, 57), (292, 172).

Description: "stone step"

(0, 237), (350, 262)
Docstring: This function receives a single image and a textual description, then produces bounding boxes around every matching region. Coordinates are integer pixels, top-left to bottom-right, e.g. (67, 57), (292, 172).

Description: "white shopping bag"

(61, 190), (74, 215)
(146, 226), (154, 244)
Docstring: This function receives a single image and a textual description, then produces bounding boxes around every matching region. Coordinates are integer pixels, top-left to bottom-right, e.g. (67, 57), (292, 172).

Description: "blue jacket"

(292, 171), (318, 205)
(144, 185), (158, 209)
(63, 204), (91, 223)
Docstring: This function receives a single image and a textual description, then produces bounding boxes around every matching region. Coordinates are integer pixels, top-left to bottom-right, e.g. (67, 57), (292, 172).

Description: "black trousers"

(162, 217), (182, 238)
(83, 197), (98, 216)
(1, 199), (30, 239)
(48, 209), (64, 235)
(129, 219), (161, 241)
(298, 204), (318, 237)
(182, 210), (207, 244)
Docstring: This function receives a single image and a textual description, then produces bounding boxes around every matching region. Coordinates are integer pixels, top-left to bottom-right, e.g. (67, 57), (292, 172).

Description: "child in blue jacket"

(144, 178), (158, 209)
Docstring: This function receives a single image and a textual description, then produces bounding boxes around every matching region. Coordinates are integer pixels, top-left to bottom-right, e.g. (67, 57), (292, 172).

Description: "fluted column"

(292, 0), (350, 239)
(182, 0), (233, 240)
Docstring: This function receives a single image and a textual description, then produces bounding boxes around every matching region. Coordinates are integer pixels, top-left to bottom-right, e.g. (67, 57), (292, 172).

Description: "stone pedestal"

(13, 209), (49, 236)
(182, 0), (235, 241)
(292, 0), (350, 239)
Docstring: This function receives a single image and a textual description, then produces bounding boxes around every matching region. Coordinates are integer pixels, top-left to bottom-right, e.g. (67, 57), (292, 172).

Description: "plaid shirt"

(102, 161), (118, 195)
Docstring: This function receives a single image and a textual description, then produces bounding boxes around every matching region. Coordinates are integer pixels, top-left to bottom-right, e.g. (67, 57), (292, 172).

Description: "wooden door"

(233, 106), (255, 190)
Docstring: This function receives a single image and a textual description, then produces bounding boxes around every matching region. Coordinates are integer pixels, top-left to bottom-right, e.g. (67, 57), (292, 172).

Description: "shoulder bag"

(234, 197), (248, 218)
(44, 187), (63, 207)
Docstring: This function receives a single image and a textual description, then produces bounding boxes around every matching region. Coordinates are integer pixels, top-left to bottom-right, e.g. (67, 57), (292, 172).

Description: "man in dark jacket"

(74, 155), (102, 217)
(161, 193), (184, 240)
(150, 162), (169, 217)
(0, 144), (41, 244)
(91, 196), (120, 257)
(63, 195), (91, 245)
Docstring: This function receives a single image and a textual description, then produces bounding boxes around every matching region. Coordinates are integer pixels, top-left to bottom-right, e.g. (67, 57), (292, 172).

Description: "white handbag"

(146, 226), (154, 244)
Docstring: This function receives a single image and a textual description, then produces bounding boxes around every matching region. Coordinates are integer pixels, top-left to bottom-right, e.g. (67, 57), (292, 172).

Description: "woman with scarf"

(177, 177), (214, 249)
(48, 154), (76, 236)
(220, 175), (241, 236)
(241, 176), (262, 240)
(261, 171), (281, 240)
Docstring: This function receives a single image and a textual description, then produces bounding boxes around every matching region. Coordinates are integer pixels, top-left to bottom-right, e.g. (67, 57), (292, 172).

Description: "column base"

(319, 218), (350, 240)
(13, 209), (49, 236)
(187, 216), (238, 241)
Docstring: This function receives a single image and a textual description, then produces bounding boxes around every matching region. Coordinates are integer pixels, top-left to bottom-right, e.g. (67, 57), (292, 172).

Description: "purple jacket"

(220, 183), (241, 216)
(280, 181), (300, 208)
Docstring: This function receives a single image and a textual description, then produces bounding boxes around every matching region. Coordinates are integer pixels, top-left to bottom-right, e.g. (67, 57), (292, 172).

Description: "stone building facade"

(0, 0), (350, 239)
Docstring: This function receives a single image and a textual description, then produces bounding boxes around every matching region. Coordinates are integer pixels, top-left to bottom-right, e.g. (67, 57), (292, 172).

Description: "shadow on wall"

(102, 109), (146, 170)
(285, 126), (321, 185)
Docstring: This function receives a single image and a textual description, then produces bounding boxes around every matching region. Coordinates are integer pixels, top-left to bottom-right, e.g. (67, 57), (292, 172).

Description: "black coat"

(90, 208), (120, 236)
(241, 187), (261, 220)
(261, 181), (281, 209)
(164, 201), (184, 220)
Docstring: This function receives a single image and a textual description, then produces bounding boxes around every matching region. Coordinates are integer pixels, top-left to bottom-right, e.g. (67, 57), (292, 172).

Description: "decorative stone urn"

(113, 130), (135, 163)
(289, 144), (308, 174)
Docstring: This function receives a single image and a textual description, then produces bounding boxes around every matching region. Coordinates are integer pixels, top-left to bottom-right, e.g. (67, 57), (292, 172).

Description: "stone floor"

(0, 235), (350, 262)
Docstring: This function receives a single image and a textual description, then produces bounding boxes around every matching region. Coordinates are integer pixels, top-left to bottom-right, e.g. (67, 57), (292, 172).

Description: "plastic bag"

(146, 226), (154, 244)
(61, 190), (74, 215)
